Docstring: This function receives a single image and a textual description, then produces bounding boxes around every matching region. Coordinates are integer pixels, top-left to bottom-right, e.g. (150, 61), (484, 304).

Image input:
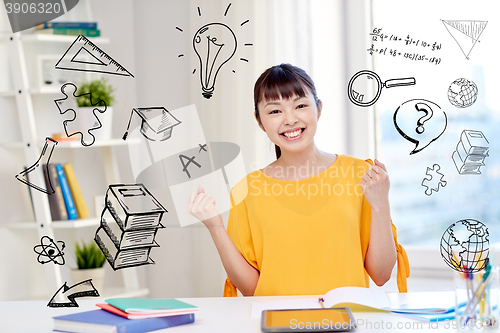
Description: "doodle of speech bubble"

(4, 0), (79, 33)
(393, 99), (447, 155)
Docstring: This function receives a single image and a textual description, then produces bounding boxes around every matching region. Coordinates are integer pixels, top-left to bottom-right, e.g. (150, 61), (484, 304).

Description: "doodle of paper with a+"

(54, 83), (107, 147)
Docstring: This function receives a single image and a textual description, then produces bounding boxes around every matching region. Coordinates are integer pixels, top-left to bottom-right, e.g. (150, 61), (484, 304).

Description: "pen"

(463, 265), (492, 319)
(318, 298), (325, 308)
(477, 274), (484, 320)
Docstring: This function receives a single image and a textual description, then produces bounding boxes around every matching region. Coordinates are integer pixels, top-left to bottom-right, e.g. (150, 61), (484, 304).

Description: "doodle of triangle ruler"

(441, 20), (488, 59)
(55, 35), (134, 77)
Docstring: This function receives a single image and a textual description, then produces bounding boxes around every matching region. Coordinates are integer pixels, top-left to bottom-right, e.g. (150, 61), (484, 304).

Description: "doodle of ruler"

(127, 104), (247, 227)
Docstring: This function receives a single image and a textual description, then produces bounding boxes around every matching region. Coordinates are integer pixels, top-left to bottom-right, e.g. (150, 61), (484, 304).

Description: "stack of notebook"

(452, 129), (489, 174)
(94, 184), (167, 270)
(53, 298), (198, 333)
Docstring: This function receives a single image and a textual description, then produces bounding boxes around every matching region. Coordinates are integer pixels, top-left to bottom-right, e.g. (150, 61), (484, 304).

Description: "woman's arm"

(187, 185), (259, 296)
(361, 159), (397, 286)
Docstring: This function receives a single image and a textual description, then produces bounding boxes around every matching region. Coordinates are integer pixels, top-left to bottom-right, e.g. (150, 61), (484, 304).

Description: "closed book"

(34, 28), (101, 37)
(462, 154), (486, 165)
(456, 142), (486, 165)
(47, 164), (68, 221)
(43, 165), (61, 221)
(95, 226), (155, 270)
(56, 163), (78, 220)
(101, 213), (162, 249)
(461, 130), (489, 156)
(63, 163), (90, 219)
(105, 184), (167, 231)
(96, 303), (199, 320)
(452, 152), (482, 174)
(36, 21), (97, 29)
(105, 298), (199, 315)
(53, 309), (194, 333)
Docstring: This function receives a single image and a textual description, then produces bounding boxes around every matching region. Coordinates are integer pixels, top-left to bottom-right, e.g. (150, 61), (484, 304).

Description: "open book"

(251, 287), (449, 319)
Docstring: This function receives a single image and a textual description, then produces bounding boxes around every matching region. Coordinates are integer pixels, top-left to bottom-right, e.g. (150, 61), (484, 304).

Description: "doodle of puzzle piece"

(421, 164), (447, 196)
(54, 83), (107, 147)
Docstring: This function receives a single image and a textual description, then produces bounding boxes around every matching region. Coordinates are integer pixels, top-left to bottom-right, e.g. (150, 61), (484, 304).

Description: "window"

(371, 0), (500, 248)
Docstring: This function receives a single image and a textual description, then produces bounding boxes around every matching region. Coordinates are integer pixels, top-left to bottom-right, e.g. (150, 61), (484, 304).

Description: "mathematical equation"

(367, 45), (441, 65)
(368, 28), (442, 65)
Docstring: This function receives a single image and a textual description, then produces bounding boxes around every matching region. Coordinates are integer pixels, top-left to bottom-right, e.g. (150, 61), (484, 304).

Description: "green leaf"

(75, 239), (106, 269)
(76, 251), (84, 269)
(75, 78), (115, 107)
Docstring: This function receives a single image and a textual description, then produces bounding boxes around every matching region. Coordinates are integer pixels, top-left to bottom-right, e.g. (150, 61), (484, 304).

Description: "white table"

(0, 292), (471, 332)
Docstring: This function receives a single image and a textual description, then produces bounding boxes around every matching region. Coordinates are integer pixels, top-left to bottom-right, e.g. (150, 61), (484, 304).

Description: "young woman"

(187, 64), (409, 296)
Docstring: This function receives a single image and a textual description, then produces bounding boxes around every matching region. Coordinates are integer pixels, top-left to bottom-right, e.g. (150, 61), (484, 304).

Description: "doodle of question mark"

(415, 102), (433, 134)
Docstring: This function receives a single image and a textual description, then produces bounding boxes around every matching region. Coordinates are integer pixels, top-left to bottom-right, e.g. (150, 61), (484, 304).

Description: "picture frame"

(36, 54), (91, 89)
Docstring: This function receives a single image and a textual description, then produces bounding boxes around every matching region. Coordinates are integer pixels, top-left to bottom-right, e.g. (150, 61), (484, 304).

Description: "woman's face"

(256, 89), (321, 155)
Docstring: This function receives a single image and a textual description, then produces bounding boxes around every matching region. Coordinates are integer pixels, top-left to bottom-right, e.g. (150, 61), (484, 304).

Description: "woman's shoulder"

(229, 169), (262, 202)
(332, 155), (371, 180)
(337, 154), (372, 168)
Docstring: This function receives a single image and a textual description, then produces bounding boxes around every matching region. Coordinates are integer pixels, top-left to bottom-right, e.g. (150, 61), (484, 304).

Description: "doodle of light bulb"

(193, 23), (237, 99)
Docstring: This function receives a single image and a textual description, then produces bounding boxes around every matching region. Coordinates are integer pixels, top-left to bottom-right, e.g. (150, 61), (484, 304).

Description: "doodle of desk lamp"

(193, 23), (237, 99)
(122, 107), (182, 142)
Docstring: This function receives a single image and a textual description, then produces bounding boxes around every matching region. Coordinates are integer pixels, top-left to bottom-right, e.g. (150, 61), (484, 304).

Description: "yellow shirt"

(223, 154), (409, 296)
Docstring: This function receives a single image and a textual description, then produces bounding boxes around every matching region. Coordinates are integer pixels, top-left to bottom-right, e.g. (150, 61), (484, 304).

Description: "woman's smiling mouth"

(281, 128), (305, 140)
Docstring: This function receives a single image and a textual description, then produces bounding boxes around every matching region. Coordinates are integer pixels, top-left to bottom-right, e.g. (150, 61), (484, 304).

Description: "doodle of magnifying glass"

(347, 70), (416, 107)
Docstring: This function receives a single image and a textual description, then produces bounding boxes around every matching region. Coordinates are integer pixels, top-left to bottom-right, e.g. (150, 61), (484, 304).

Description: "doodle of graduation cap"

(122, 107), (182, 141)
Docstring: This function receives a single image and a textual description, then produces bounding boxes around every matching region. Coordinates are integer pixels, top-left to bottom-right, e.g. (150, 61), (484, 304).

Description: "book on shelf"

(44, 164), (68, 221)
(51, 131), (79, 142)
(96, 298), (199, 320)
(63, 163), (90, 219)
(53, 309), (194, 333)
(55, 163), (78, 220)
(36, 21), (98, 29)
(33, 27), (101, 37)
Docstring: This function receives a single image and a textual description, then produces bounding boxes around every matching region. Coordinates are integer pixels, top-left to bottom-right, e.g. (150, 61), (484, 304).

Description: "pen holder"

(454, 266), (499, 331)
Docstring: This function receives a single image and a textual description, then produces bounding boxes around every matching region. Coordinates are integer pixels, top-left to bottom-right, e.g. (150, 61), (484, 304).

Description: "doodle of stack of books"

(452, 129), (489, 175)
(94, 184), (167, 270)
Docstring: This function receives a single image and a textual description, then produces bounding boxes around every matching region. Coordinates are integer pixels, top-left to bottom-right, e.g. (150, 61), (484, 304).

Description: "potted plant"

(74, 78), (116, 141)
(71, 240), (107, 293)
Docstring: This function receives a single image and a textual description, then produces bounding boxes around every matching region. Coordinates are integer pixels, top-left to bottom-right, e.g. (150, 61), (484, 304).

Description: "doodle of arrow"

(47, 279), (99, 308)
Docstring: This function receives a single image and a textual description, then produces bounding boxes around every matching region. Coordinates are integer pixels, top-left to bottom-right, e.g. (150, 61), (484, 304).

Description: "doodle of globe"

(440, 219), (489, 273)
(447, 78), (478, 108)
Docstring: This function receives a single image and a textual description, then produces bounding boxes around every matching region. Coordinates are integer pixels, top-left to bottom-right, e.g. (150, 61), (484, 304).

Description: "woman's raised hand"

(187, 185), (224, 228)
(360, 159), (390, 210)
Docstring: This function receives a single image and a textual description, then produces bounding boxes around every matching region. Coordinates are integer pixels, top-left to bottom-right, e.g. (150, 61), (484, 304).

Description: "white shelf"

(0, 90), (15, 97)
(53, 138), (133, 148)
(8, 217), (100, 230)
(1, 138), (137, 149)
(21, 34), (109, 44)
(1, 87), (61, 97)
(30, 87), (64, 94)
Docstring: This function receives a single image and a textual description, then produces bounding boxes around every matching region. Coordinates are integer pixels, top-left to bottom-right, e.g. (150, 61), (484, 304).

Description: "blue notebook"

(53, 309), (194, 333)
(55, 163), (78, 220)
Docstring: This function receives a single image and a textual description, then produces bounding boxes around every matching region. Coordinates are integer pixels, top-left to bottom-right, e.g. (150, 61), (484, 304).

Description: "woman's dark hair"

(253, 64), (319, 159)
